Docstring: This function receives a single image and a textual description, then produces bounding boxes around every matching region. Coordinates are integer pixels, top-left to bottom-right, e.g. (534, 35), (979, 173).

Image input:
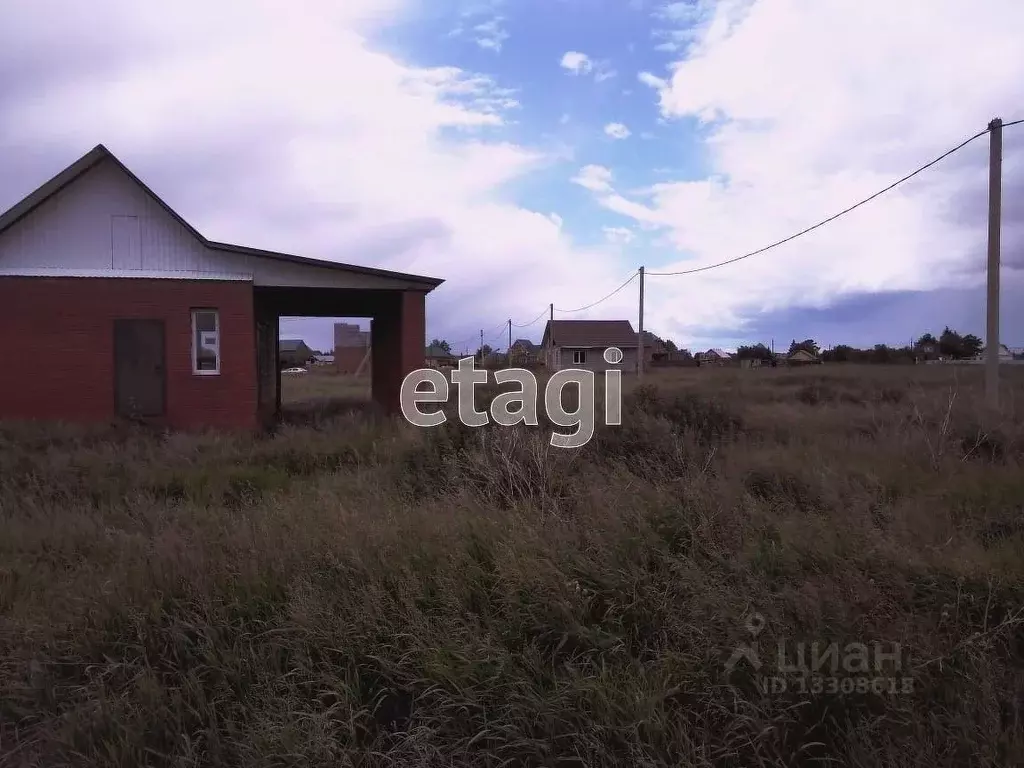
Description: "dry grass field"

(2, 363), (1023, 766)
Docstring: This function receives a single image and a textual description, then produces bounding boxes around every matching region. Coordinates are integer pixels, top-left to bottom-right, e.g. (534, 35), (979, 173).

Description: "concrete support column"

(372, 290), (426, 414)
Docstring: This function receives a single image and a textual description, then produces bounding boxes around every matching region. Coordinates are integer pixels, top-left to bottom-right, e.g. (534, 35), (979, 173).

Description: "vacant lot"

(2, 364), (1023, 767)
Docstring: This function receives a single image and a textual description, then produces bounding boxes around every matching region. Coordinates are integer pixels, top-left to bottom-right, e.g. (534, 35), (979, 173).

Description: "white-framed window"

(191, 309), (220, 375)
(573, 350), (587, 365)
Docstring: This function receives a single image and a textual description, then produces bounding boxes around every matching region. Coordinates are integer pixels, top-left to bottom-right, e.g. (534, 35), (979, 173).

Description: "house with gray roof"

(540, 320), (638, 372)
(279, 339), (315, 368)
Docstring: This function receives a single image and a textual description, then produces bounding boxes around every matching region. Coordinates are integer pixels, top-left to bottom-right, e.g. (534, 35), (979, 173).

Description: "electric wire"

(554, 270), (639, 313)
(647, 126), (992, 276)
(435, 118), (1024, 345)
(512, 308), (549, 328)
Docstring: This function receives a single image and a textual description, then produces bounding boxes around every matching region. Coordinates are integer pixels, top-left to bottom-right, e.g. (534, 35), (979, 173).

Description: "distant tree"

(823, 344), (855, 363)
(916, 333), (937, 348)
(937, 326), (975, 359)
(871, 344), (893, 364)
(962, 333), (983, 358)
(431, 338), (452, 354)
(476, 344), (494, 359)
(788, 338), (820, 357)
(895, 345), (916, 364)
(736, 343), (773, 360)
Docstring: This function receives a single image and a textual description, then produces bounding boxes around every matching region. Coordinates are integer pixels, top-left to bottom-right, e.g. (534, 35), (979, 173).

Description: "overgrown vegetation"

(1, 365), (1023, 767)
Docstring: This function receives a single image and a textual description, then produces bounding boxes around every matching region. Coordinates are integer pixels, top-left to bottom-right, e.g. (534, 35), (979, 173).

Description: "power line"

(431, 118), (1024, 345)
(433, 271), (637, 348)
(554, 270), (639, 313)
(647, 125), (993, 277)
(512, 308), (548, 328)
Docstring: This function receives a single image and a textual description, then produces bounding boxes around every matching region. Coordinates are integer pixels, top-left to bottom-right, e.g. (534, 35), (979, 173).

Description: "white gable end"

(0, 148), (441, 292)
(0, 158), (212, 273)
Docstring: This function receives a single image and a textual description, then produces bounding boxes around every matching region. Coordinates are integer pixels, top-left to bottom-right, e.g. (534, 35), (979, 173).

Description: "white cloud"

(561, 51), (616, 82)
(472, 17), (508, 51)
(582, 0), (1024, 343)
(449, 0), (509, 52)
(571, 165), (614, 192)
(637, 71), (667, 90)
(549, 212), (564, 228)
(0, 0), (631, 344)
(604, 122), (631, 140)
(650, 0), (722, 54)
(560, 51), (592, 74)
(603, 226), (635, 245)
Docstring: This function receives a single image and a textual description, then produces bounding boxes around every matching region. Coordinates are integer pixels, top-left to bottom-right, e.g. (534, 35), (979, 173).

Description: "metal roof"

(541, 320), (638, 348)
(0, 144), (444, 290)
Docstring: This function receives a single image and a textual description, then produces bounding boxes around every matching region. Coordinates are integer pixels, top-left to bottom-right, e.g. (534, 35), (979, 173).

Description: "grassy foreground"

(1, 365), (1023, 767)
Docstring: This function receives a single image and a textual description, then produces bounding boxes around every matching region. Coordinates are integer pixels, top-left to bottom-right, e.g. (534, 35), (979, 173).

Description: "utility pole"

(479, 329), (484, 365)
(986, 117), (1002, 410)
(507, 319), (512, 365)
(549, 303), (553, 322)
(637, 266), (645, 378)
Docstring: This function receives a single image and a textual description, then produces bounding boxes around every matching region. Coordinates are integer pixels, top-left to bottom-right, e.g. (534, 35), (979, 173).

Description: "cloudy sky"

(1, 0), (1022, 353)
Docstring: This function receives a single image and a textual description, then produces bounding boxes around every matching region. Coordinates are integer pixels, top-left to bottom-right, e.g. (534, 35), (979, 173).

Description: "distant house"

(970, 345), (999, 360)
(541, 320), (638, 372)
(425, 344), (458, 368)
(312, 354), (335, 366)
(508, 338), (540, 366)
(641, 331), (668, 362)
(787, 349), (821, 365)
(279, 339), (315, 368)
(696, 348), (732, 366)
(334, 322), (371, 375)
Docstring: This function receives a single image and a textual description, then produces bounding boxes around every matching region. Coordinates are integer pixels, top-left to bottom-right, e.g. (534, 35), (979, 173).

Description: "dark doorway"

(113, 319), (166, 419)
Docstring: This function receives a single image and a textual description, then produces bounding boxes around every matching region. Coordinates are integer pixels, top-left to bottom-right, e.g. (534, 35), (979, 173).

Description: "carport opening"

(254, 284), (428, 428)
(276, 315), (373, 424)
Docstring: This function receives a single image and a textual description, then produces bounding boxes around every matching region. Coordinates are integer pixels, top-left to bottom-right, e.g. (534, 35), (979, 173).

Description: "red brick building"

(0, 144), (442, 430)
(333, 322), (371, 375)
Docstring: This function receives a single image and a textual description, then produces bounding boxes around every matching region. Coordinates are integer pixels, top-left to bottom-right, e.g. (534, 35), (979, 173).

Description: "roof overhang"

(0, 144), (444, 293)
(554, 344), (639, 349)
(0, 268), (251, 281)
(207, 241), (443, 291)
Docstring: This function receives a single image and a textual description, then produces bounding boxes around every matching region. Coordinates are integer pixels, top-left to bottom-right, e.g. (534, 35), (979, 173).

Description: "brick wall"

(334, 346), (369, 374)
(0, 276), (258, 430)
(371, 291), (425, 412)
(334, 321), (371, 375)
